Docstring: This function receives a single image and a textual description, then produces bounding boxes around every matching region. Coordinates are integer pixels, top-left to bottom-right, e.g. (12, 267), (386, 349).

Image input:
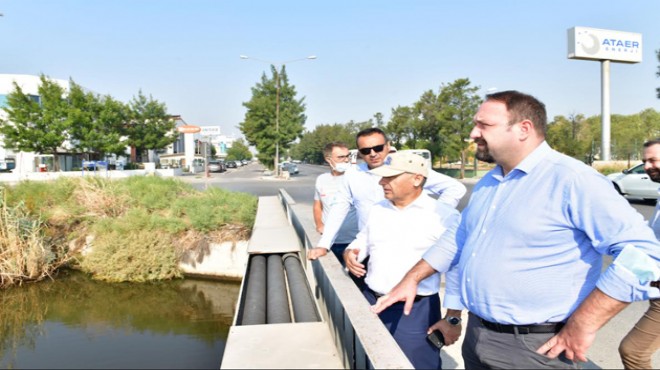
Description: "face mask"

(333, 162), (351, 173)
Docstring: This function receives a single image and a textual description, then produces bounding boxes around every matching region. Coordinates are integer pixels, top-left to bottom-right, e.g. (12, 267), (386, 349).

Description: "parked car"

(281, 162), (299, 175)
(607, 163), (659, 201)
(226, 160), (237, 169)
(207, 161), (226, 173)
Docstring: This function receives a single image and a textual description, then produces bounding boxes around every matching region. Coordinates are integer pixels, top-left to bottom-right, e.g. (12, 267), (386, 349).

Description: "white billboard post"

(568, 27), (642, 161)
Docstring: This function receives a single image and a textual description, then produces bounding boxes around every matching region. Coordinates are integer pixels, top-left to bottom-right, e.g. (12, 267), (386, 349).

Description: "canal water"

(0, 269), (240, 369)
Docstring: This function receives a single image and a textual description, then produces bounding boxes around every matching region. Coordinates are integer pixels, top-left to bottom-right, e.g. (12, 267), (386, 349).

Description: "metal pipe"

(282, 253), (320, 323)
(240, 254), (266, 325)
(267, 254), (291, 324)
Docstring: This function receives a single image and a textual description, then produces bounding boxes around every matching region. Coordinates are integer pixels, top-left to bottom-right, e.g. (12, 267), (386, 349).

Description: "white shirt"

(346, 193), (461, 296)
(314, 172), (359, 244)
(317, 160), (466, 249)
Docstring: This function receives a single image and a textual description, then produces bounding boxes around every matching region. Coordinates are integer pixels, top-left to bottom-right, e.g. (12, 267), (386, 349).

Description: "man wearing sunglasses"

(308, 127), (466, 261)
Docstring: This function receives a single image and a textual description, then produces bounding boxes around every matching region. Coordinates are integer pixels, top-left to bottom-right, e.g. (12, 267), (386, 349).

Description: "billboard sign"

(200, 126), (221, 136)
(567, 27), (642, 63)
(177, 125), (201, 134)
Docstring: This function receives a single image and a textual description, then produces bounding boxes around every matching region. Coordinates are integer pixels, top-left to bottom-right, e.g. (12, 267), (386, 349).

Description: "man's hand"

(370, 259), (436, 315)
(344, 249), (365, 277)
(535, 288), (628, 362)
(427, 318), (462, 346)
(535, 317), (595, 362)
(371, 274), (418, 315)
(307, 247), (328, 260)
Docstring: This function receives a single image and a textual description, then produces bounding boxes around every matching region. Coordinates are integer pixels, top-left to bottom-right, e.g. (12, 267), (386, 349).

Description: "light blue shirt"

(318, 159), (467, 249)
(424, 141), (660, 325)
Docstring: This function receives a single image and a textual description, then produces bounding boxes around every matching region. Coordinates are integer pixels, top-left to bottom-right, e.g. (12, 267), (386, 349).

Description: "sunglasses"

(358, 144), (386, 155)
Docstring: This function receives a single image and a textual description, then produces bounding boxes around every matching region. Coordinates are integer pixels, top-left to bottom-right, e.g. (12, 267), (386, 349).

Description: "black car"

(226, 161), (237, 169)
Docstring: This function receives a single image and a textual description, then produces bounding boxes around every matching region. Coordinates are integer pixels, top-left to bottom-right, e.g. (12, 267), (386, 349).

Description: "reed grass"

(0, 177), (257, 285)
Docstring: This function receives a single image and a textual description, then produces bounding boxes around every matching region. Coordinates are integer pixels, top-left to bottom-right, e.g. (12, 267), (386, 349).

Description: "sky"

(1, 0), (659, 139)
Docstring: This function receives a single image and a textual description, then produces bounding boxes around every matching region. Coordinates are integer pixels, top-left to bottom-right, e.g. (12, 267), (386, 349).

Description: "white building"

(0, 74), (74, 173)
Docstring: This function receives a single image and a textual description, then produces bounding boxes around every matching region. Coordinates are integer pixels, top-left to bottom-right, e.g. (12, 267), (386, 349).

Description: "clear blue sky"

(1, 0), (659, 138)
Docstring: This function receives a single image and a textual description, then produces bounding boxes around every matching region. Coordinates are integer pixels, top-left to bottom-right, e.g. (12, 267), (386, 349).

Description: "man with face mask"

(618, 138), (660, 369)
(313, 141), (359, 264)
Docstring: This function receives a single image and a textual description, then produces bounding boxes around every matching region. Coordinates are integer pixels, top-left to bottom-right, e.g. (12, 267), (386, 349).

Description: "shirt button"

(467, 278), (471, 282)
(472, 253), (476, 257)
(482, 229), (486, 233)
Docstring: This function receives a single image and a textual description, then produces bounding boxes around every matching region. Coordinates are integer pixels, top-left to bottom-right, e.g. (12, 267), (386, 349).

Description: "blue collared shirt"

(424, 141), (660, 325)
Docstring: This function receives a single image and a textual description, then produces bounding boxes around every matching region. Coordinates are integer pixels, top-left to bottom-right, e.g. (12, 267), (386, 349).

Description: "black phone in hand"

(427, 330), (445, 349)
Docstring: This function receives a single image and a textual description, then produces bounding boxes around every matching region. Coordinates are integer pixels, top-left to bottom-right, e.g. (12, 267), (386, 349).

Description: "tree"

(0, 74), (69, 170)
(226, 139), (252, 161)
(547, 113), (591, 162)
(125, 90), (176, 162)
(240, 65), (306, 169)
(436, 79), (482, 178)
(66, 81), (128, 160)
(385, 105), (416, 149)
(291, 124), (356, 164)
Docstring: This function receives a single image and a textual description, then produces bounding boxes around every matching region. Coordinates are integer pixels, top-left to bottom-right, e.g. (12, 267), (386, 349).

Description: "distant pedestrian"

(313, 141), (359, 265)
(618, 138), (660, 369)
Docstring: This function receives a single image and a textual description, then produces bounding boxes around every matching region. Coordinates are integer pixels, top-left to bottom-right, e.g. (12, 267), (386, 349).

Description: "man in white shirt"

(343, 151), (461, 370)
(307, 127), (466, 260)
(313, 141), (359, 265)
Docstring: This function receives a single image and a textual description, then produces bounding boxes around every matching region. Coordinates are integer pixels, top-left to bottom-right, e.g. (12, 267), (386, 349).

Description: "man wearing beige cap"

(343, 151), (461, 370)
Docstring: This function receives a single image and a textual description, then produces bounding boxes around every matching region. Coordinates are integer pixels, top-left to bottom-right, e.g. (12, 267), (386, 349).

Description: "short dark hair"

(643, 138), (660, 148)
(323, 141), (348, 158)
(486, 90), (547, 137)
(356, 127), (388, 147)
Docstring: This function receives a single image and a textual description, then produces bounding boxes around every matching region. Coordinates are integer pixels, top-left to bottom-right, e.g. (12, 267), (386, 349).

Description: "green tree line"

(241, 62), (660, 178)
(0, 74), (175, 170)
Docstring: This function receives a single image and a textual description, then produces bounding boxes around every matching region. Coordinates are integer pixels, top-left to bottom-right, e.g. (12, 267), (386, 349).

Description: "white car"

(607, 163), (659, 201)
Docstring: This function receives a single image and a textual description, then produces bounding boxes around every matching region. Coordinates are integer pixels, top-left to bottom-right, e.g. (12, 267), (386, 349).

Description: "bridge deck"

(221, 196), (343, 369)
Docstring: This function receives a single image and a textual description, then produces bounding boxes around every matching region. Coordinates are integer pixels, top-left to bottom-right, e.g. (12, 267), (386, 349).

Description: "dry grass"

(0, 176), (257, 285)
(0, 190), (72, 288)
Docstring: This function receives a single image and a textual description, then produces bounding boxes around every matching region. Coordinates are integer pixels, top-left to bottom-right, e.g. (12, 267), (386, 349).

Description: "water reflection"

(0, 269), (240, 369)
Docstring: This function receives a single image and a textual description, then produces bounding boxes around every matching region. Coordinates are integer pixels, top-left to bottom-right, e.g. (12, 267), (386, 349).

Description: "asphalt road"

(181, 162), (659, 369)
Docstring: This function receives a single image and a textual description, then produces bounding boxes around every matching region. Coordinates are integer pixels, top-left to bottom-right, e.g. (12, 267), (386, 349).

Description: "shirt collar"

(384, 191), (433, 211)
(357, 155), (392, 173)
(494, 141), (551, 179)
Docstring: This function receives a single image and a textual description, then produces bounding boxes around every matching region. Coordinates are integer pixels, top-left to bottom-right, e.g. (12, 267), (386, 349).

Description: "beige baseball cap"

(369, 151), (428, 177)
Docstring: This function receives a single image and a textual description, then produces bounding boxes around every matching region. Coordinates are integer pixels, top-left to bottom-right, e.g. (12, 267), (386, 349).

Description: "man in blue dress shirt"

(372, 90), (660, 369)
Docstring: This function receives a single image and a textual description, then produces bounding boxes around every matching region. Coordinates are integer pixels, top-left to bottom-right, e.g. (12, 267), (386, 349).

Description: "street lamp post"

(240, 55), (316, 177)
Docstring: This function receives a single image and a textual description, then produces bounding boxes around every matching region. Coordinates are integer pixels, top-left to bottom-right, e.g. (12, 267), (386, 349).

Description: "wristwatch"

(445, 316), (462, 326)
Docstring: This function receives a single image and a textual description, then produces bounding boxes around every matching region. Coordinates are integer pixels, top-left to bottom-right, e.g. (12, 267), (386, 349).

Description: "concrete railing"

(277, 189), (413, 369)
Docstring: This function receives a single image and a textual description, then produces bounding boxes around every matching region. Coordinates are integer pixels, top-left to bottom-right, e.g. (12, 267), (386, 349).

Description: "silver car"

(607, 163), (659, 201)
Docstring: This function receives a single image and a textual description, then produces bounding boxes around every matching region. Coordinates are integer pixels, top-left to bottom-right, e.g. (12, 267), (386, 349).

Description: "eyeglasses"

(358, 144), (386, 155)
